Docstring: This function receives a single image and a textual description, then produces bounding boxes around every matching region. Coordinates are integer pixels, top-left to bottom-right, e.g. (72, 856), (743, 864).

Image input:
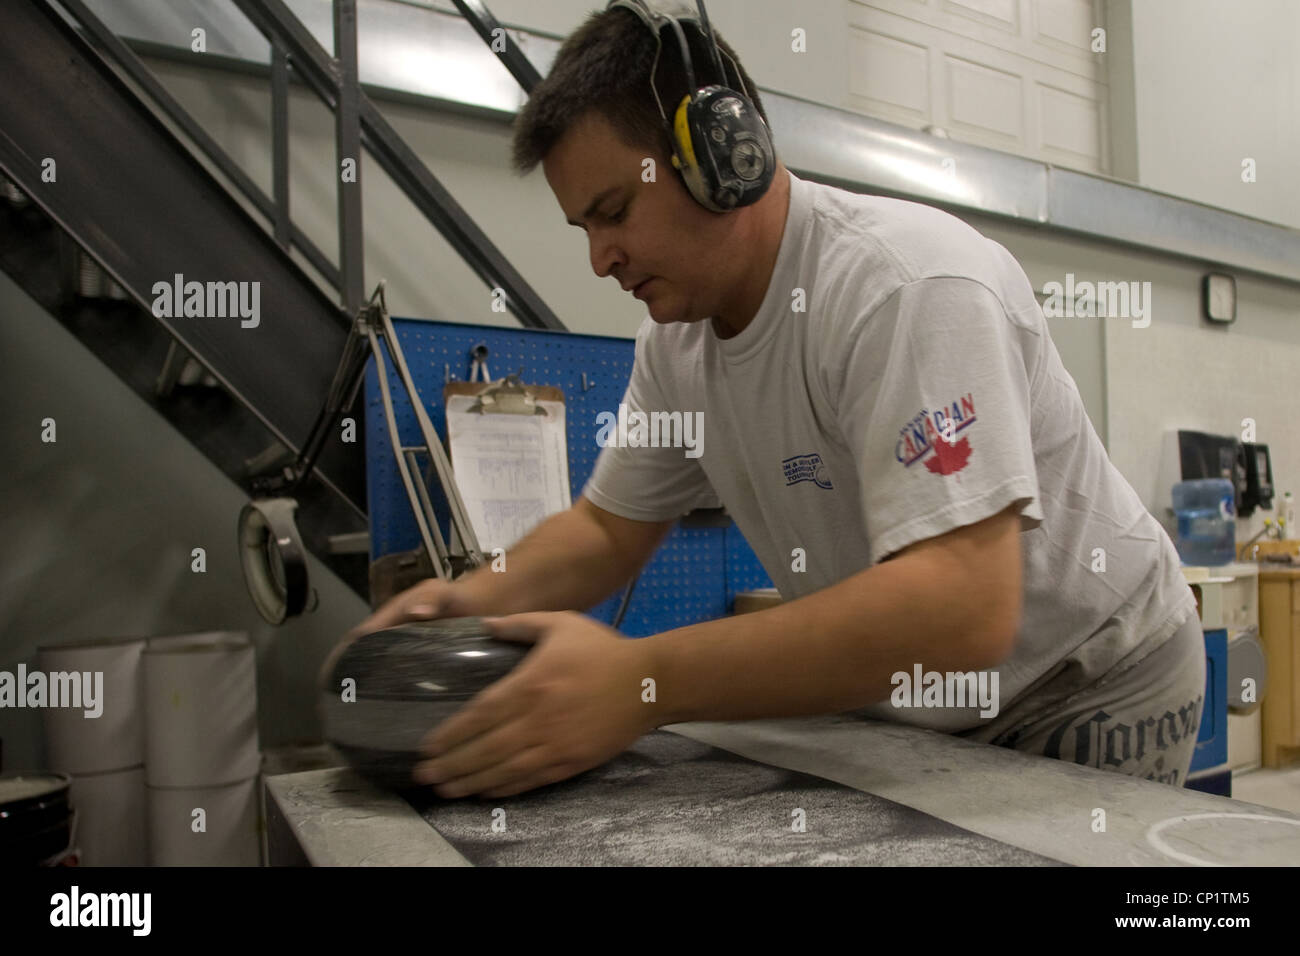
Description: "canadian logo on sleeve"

(895, 393), (976, 476)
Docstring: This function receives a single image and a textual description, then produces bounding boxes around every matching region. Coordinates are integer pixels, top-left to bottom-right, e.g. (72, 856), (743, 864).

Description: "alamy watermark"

(50, 886), (150, 935)
(891, 664), (1000, 718)
(151, 273), (260, 328)
(0, 665), (103, 718)
(1041, 273), (1151, 328)
(595, 404), (704, 459)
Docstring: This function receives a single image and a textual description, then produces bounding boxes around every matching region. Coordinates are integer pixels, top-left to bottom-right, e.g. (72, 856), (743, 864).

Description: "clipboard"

(442, 374), (572, 555)
(444, 375), (564, 415)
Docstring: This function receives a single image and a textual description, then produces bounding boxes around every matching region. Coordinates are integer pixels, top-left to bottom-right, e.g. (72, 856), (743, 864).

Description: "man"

(352, 3), (1203, 799)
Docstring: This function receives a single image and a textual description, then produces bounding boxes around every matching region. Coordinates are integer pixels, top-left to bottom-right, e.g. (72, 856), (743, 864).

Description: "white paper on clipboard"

(445, 394), (571, 554)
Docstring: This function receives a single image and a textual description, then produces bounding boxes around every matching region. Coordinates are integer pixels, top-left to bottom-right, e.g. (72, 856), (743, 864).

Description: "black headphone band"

(608, 1), (733, 93)
(664, 16), (697, 95)
(690, 0), (729, 93)
(607, 0), (775, 212)
(717, 45), (754, 102)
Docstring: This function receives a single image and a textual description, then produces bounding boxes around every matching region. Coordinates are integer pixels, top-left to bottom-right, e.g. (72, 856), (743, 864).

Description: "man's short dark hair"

(511, 6), (771, 174)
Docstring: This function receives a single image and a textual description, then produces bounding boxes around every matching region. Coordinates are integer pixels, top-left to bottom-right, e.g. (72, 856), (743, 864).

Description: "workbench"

(265, 716), (1300, 866)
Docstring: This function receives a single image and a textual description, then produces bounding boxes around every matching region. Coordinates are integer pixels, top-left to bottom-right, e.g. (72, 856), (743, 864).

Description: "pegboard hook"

(469, 343), (491, 383)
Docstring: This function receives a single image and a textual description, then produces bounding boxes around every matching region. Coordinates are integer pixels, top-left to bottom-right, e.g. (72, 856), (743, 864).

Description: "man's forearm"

(450, 508), (634, 616)
(640, 548), (1018, 725)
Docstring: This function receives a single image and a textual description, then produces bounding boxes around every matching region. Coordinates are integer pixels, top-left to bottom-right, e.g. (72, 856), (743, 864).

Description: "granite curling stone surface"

(411, 730), (1067, 867)
(320, 617), (530, 791)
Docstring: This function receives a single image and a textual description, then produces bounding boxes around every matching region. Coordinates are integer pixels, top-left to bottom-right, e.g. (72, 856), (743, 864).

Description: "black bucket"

(0, 772), (75, 865)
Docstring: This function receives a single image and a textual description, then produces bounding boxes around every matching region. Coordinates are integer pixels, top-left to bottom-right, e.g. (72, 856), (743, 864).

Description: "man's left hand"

(413, 611), (655, 799)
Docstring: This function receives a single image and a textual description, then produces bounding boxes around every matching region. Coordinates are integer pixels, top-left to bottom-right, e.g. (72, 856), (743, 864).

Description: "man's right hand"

(345, 578), (471, 641)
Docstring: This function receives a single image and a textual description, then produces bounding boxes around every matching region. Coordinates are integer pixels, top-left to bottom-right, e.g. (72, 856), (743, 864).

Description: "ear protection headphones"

(606, 0), (775, 212)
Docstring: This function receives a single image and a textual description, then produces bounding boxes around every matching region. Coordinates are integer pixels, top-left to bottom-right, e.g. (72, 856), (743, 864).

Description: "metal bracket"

(361, 282), (484, 578)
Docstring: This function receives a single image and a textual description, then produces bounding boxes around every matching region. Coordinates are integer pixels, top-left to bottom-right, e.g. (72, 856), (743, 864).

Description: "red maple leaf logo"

(925, 435), (972, 475)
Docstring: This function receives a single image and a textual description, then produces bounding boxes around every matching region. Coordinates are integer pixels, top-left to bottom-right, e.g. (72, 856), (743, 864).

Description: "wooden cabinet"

(1258, 568), (1300, 767)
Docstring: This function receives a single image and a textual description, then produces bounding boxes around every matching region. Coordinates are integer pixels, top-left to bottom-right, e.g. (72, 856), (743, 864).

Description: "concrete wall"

(1124, 0), (1300, 230)
(975, 211), (1300, 547)
(1104, 261), (1300, 543)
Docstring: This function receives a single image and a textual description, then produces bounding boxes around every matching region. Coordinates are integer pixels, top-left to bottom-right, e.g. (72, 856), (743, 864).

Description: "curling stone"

(319, 617), (530, 791)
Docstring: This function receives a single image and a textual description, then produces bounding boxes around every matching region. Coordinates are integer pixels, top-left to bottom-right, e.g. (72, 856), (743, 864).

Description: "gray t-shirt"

(583, 171), (1198, 733)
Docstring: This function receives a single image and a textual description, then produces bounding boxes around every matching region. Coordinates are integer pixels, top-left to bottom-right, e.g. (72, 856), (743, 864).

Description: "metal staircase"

(0, 0), (562, 605)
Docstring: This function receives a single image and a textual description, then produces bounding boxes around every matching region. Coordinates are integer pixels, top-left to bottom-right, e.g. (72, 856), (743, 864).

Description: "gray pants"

(976, 615), (1207, 786)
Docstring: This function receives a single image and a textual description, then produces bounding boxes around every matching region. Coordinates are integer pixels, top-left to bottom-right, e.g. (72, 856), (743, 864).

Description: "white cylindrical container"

(37, 636), (145, 775)
(147, 777), (260, 866)
(142, 632), (260, 788)
(69, 766), (148, 866)
(1283, 492), (1295, 541)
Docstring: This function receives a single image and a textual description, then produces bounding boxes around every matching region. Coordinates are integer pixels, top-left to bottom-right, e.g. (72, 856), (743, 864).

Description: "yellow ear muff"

(672, 94), (698, 172)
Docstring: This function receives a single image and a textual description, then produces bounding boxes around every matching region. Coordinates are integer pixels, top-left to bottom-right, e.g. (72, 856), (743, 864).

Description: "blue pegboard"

(364, 318), (772, 637)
